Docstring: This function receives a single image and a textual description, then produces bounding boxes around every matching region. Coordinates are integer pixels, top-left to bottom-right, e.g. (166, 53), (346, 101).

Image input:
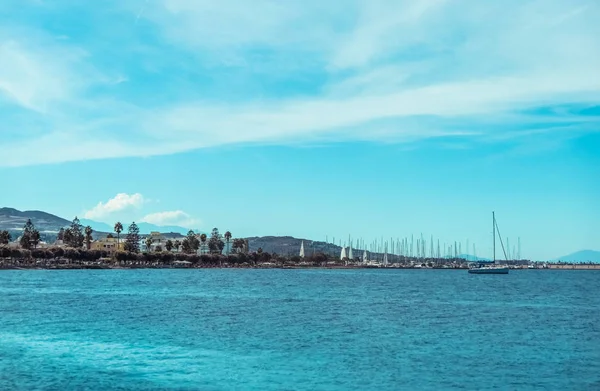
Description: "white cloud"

(132, 72), (599, 155)
(0, 129), (187, 167)
(0, 0), (598, 167)
(1, 69), (598, 167)
(152, 0), (344, 51)
(141, 211), (198, 227)
(0, 29), (100, 113)
(329, 0), (450, 70)
(84, 193), (145, 220)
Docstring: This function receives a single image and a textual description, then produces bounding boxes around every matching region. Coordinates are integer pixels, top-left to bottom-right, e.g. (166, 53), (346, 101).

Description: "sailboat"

(299, 241), (305, 258)
(468, 212), (509, 274)
(340, 246), (347, 260)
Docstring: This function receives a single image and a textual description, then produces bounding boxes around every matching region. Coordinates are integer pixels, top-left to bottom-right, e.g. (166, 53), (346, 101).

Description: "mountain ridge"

(0, 207), (71, 232)
(0, 208), (193, 236)
(79, 219), (199, 236)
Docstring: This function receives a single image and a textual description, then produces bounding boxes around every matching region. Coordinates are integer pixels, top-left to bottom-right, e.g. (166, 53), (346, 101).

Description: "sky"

(0, 0), (599, 260)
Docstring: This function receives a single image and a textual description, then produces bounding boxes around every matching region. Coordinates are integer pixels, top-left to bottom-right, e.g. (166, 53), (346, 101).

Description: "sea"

(0, 269), (599, 390)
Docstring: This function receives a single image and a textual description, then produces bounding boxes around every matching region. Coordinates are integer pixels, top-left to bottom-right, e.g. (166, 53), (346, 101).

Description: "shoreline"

(2, 264), (598, 271)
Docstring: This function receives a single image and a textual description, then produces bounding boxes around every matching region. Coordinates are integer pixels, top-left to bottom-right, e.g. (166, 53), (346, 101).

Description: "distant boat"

(469, 212), (509, 275)
(468, 263), (508, 274)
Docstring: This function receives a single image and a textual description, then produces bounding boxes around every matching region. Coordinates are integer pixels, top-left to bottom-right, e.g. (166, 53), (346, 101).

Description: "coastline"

(2, 264), (598, 271)
(2, 245), (598, 271)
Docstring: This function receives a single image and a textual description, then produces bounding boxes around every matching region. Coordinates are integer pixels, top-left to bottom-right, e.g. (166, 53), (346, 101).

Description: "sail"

(348, 241), (353, 260)
(340, 246), (347, 260)
(363, 250), (368, 263)
(383, 244), (389, 266)
(299, 241), (305, 258)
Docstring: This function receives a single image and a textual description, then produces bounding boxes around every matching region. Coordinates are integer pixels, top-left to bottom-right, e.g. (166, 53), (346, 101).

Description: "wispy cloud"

(0, 38), (83, 113)
(0, 0), (598, 167)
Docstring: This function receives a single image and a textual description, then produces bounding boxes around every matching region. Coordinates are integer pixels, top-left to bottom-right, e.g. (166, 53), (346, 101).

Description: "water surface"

(1, 269), (599, 390)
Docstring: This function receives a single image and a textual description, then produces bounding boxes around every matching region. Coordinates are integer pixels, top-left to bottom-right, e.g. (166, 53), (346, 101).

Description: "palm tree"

(224, 231), (232, 241)
(84, 226), (93, 250)
(174, 240), (181, 252)
(165, 239), (173, 252)
(114, 222), (123, 250)
(200, 233), (207, 243)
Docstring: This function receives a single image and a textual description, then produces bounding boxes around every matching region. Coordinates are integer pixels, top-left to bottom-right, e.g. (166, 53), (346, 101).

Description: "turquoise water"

(1, 269), (599, 390)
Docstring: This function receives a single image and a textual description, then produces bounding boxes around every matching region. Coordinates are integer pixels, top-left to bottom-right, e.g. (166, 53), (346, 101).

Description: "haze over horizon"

(1, 1), (598, 261)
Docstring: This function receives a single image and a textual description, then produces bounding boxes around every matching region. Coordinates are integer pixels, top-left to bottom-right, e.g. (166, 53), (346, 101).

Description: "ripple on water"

(1, 269), (599, 390)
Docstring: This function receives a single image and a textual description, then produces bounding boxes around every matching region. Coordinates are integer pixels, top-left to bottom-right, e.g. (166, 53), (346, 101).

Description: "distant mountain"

(553, 250), (600, 263)
(246, 236), (310, 255)
(137, 222), (198, 236)
(0, 208), (191, 239)
(79, 218), (196, 236)
(244, 236), (403, 261)
(245, 236), (355, 256)
(0, 207), (70, 233)
(78, 219), (113, 233)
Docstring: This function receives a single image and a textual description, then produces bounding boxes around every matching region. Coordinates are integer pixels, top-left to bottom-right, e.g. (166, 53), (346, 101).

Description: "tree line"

(0, 245), (332, 268)
(0, 220), (44, 249)
(0, 218), (340, 268)
(112, 222), (244, 255)
(1, 218), (246, 256)
(56, 217), (94, 249)
(0, 217), (95, 250)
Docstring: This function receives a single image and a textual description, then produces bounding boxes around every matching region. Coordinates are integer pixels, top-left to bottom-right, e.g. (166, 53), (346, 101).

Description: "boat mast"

(493, 211), (496, 263)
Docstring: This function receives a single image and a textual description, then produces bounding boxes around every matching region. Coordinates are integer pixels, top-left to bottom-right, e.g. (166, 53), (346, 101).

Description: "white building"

(198, 242), (210, 255)
(141, 231), (173, 252)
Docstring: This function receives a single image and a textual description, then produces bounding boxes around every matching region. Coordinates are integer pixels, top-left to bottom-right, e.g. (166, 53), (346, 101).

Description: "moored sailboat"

(469, 212), (509, 274)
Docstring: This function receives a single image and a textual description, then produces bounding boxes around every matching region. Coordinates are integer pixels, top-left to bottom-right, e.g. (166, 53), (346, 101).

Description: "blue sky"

(0, 0), (598, 260)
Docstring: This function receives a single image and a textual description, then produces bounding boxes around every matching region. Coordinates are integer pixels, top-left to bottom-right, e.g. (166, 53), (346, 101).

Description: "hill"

(0, 207), (70, 233)
(245, 236), (408, 261)
(553, 250), (600, 263)
(245, 236), (336, 256)
(0, 208), (192, 239)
